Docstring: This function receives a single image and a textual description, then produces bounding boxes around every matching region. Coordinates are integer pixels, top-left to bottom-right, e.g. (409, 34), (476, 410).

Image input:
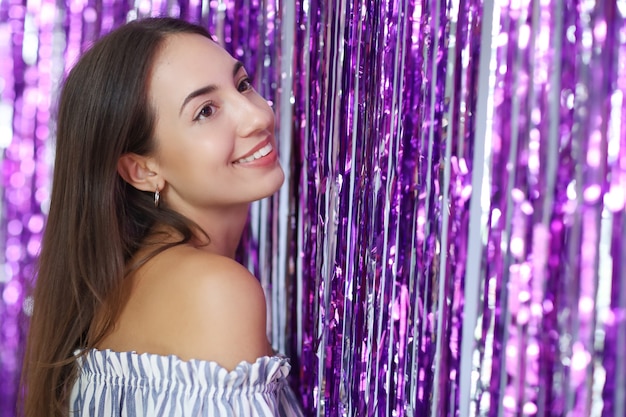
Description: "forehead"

(149, 33), (236, 102)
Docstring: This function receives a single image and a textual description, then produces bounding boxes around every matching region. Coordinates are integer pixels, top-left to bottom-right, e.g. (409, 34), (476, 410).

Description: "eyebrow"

(179, 61), (246, 116)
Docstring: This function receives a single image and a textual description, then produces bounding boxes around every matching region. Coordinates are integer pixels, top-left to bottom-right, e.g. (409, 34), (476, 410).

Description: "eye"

(194, 103), (216, 121)
(237, 78), (253, 93)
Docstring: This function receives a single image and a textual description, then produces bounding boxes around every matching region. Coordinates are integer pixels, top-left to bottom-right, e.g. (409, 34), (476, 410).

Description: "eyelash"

(237, 77), (253, 93)
(193, 77), (254, 122)
(194, 102), (217, 121)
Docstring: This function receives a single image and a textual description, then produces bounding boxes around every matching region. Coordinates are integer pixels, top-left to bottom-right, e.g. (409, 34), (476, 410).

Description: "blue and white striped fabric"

(69, 349), (304, 416)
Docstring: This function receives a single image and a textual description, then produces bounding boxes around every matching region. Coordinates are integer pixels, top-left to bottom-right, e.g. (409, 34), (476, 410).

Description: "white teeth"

(235, 143), (273, 164)
(259, 144), (271, 156)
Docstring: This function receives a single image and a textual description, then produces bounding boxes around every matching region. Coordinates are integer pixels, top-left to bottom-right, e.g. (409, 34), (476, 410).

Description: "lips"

(233, 140), (274, 164)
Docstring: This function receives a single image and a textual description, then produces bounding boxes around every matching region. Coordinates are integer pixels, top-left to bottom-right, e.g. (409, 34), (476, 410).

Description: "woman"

(21, 17), (302, 417)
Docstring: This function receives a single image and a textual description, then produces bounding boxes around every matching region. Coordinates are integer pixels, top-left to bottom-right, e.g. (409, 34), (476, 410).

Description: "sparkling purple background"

(0, 1), (624, 416)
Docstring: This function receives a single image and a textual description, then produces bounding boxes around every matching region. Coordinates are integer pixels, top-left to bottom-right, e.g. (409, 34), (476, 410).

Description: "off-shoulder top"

(69, 349), (304, 416)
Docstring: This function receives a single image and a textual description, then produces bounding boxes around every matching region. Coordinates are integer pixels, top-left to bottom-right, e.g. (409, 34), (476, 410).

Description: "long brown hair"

(21, 17), (212, 417)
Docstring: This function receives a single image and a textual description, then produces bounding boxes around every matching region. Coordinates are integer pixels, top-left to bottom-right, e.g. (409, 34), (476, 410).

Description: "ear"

(117, 153), (162, 192)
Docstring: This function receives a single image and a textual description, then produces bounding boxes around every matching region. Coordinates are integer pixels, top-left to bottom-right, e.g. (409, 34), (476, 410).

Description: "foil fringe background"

(0, 1), (625, 416)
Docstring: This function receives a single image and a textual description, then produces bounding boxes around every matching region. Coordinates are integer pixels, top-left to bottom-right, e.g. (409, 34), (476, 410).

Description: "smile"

(234, 143), (273, 164)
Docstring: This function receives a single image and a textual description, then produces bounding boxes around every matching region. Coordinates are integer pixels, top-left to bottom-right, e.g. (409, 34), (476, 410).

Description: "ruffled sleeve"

(69, 349), (304, 417)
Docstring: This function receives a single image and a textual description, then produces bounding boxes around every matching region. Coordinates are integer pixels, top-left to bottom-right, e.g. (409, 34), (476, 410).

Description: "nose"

(233, 93), (274, 138)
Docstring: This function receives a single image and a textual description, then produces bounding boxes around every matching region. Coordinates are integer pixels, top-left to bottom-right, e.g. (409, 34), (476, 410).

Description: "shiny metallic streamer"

(448, 0), (484, 415)
(291, 0), (473, 414)
(0, 0), (56, 409)
(466, 0), (626, 417)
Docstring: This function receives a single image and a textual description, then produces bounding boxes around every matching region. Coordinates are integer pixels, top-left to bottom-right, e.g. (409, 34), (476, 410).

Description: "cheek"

(184, 143), (236, 177)
(153, 120), (238, 177)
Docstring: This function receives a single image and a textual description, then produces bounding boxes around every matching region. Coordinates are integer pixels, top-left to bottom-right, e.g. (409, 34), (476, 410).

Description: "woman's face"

(148, 33), (284, 216)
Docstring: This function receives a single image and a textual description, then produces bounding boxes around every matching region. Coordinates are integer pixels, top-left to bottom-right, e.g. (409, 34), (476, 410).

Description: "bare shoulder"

(154, 245), (263, 298)
(106, 244), (271, 370)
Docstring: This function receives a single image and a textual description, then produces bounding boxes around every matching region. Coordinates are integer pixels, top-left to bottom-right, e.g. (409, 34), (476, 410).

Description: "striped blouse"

(69, 349), (304, 416)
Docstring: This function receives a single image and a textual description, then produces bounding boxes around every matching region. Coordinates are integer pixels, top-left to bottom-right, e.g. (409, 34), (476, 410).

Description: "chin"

(236, 164), (285, 203)
(258, 166), (285, 198)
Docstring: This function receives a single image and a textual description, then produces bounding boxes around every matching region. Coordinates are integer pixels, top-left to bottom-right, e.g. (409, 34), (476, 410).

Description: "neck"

(194, 204), (250, 258)
(149, 203), (250, 259)
(165, 203), (249, 258)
